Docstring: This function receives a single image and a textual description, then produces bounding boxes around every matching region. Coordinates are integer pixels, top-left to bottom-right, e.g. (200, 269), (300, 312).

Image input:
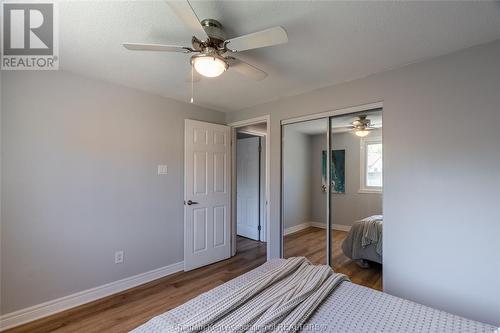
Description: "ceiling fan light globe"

(192, 55), (228, 78)
(355, 130), (370, 137)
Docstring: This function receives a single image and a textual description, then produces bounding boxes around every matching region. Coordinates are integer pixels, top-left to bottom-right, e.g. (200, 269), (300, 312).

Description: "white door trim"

(237, 129), (266, 137)
(229, 115), (270, 128)
(229, 115), (271, 260)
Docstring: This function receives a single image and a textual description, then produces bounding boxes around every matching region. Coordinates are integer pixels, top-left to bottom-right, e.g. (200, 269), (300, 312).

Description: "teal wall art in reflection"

(322, 149), (345, 193)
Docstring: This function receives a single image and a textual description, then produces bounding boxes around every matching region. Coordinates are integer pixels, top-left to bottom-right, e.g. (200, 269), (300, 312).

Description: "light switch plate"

(115, 250), (124, 264)
(157, 165), (168, 175)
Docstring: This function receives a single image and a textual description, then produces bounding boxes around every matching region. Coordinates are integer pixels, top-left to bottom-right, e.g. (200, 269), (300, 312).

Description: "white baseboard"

(284, 222), (351, 236)
(310, 222), (352, 232)
(283, 222), (311, 236)
(333, 224), (351, 232)
(0, 261), (184, 331)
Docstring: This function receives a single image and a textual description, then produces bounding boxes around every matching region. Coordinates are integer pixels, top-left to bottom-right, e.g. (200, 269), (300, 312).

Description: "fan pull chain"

(190, 66), (194, 103)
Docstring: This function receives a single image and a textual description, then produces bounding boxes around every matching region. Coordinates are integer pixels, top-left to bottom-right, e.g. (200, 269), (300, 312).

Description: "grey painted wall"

(282, 128), (311, 229)
(0, 71), (225, 314)
(309, 132), (383, 226)
(226, 40), (500, 325)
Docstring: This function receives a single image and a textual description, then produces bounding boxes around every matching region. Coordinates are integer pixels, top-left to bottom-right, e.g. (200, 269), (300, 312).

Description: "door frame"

(229, 115), (271, 260)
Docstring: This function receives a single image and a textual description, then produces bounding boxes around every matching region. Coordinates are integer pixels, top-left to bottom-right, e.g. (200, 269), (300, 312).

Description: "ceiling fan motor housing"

(352, 115), (371, 130)
(200, 19), (227, 45)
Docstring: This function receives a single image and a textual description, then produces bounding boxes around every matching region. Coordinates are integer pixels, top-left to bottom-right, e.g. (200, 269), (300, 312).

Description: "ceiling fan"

(122, 0), (288, 81)
(345, 115), (381, 137)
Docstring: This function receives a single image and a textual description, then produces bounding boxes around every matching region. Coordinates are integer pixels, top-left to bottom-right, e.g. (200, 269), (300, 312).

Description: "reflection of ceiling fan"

(347, 115), (380, 137)
(122, 0), (288, 81)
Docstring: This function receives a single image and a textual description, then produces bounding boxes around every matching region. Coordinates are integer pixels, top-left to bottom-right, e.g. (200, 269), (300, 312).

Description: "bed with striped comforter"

(131, 258), (496, 333)
(342, 215), (383, 265)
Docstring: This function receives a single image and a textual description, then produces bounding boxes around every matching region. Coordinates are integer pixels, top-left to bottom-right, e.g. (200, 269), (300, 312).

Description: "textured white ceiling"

(58, 1), (500, 112)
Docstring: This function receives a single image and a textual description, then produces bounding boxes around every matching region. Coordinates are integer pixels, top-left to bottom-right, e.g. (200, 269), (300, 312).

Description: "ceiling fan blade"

(227, 57), (268, 81)
(186, 68), (202, 83)
(166, 0), (209, 41)
(331, 125), (354, 129)
(123, 43), (191, 53)
(225, 26), (288, 52)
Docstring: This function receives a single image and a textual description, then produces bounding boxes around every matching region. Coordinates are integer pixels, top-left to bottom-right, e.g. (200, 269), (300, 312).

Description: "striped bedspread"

(360, 215), (383, 255)
(133, 260), (496, 333)
(131, 257), (348, 333)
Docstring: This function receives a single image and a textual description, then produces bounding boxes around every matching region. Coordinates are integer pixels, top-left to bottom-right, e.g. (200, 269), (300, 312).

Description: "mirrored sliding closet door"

(281, 118), (331, 265)
(328, 109), (383, 282)
(281, 108), (383, 287)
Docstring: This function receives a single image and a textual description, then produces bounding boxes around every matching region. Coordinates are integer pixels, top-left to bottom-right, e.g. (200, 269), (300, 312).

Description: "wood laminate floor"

(284, 227), (382, 291)
(5, 227), (380, 333)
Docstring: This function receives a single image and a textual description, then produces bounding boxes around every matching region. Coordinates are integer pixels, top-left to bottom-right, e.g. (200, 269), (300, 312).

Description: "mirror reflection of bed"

(282, 109), (383, 291)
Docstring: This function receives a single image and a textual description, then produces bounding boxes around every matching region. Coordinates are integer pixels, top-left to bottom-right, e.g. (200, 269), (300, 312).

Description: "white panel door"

(236, 137), (260, 240)
(184, 120), (231, 271)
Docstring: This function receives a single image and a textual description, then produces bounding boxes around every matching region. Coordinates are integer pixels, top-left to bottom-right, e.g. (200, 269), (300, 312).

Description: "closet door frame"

(326, 117), (332, 266)
(280, 102), (383, 266)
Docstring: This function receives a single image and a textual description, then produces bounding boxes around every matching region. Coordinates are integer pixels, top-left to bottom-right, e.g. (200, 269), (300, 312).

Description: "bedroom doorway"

(236, 131), (266, 242)
(281, 105), (383, 291)
(230, 116), (270, 259)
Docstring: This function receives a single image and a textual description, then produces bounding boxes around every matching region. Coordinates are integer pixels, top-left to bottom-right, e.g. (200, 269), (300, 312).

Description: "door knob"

(186, 200), (199, 205)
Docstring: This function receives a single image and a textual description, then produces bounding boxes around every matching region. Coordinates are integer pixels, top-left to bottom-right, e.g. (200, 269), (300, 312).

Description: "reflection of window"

(360, 137), (382, 193)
